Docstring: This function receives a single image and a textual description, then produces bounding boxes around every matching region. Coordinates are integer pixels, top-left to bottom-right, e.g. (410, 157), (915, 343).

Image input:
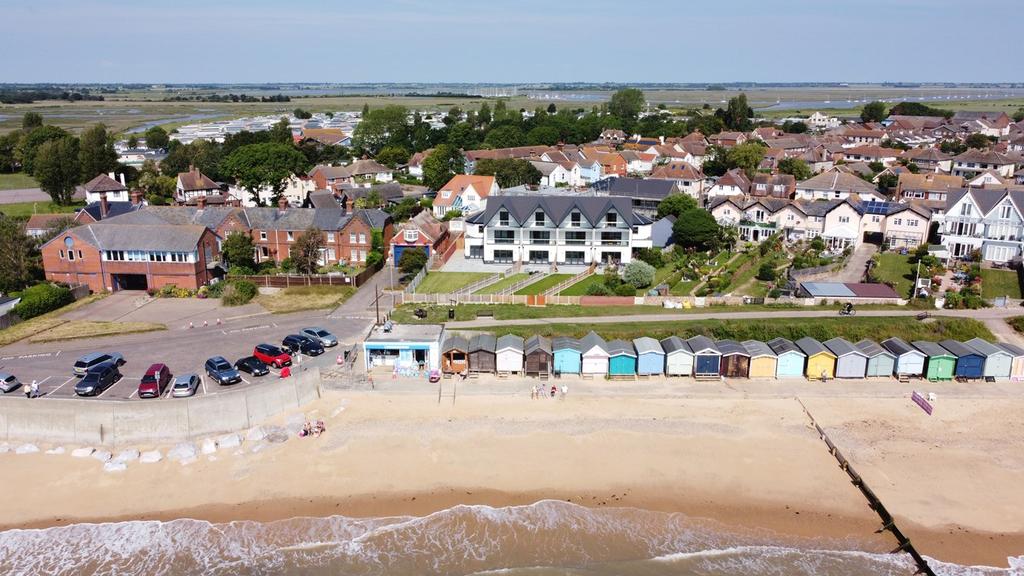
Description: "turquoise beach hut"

(633, 337), (665, 376)
(607, 339), (638, 376)
(552, 337), (582, 375)
(767, 337), (806, 378)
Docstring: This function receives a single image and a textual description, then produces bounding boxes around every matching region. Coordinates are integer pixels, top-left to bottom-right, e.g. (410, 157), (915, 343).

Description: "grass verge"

(514, 274), (573, 295)
(0, 294), (108, 346)
(474, 273), (528, 294)
(558, 275), (603, 296)
(256, 285), (355, 314)
(415, 272), (492, 294)
(0, 172), (39, 191)
(28, 321), (165, 343)
(0, 201), (84, 218)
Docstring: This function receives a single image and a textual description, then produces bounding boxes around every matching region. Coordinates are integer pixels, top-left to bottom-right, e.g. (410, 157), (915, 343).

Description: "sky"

(1, 0), (1020, 84)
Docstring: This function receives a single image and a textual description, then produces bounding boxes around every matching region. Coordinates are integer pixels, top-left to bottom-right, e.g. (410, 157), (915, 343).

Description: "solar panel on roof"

(861, 201), (894, 215)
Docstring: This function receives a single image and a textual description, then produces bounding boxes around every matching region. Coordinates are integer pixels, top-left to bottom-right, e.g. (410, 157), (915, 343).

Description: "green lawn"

(415, 272), (493, 294)
(0, 172), (39, 190)
(0, 201), (83, 218)
(559, 275), (603, 296)
(514, 274), (573, 295)
(872, 253), (916, 298)
(474, 273), (528, 294)
(980, 268), (1024, 299)
(671, 280), (698, 296)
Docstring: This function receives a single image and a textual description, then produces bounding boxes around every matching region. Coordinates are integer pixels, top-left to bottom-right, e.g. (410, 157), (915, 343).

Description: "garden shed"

(912, 341), (956, 381)
(824, 338), (867, 379)
(965, 337), (1012, 380)
(524, 335), (552, 376)
(796, 337), (836, 380)
(607, 340), (638, 376)
(633, 337), (665, 376)
(997, 341), (1024, 381)
(468, 334), (496, 374)
(855, 339), (895, 378)
(660, 336), (694, 376)
(742, 340), (777, 378)
(717, 339), (750, 378)
(686, 335), (721, 377)
(552, 337), (582, 375)
(939, 339), (985, 379)
(496, 334), (525, 374)
(881, 337), (925, 378)
(441, 334), (469, 374)
(580, 331), (610, 376)
(767, 338), (806, 378)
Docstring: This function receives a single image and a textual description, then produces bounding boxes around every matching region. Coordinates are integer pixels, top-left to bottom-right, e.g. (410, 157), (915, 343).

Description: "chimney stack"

(278, 196), (289, 212)
(99, 192), (109, 219)
(345, 196), (353, 212)
(119, 172), (126, 186)
(130, 190), (142, 206)
(197, 195), (207, 210)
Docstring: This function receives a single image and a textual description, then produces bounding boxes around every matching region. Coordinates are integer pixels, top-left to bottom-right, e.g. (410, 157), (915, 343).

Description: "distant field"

(0, 173), (39, 190)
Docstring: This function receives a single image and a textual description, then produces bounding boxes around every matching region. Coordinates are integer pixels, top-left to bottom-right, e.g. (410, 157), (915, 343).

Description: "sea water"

(0, 501), (1018, 575)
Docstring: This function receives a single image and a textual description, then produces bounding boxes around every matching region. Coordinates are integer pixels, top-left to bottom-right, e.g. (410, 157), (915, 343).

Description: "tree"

(289, 227), (325, 274)
(0, 215), (42, 293)
(0, 131), (19, 173)
(781, 120), (808, 134)
(160, 139), (223, 179)
(547, 102), (557, 114)
(33, 136), (81, 205)
(1014, 108), (1024, 123)
(623, 260), (656, 289)
(756, 262), (777, 282)
(421, 143), (464, 190)
(446, 122), (480, 150)
(387, 197), (422, 222)
(78, 123), (118, 181)
(656, 193), (698, 219)
(477, 102), (492, 127)
(726, 142), (766, 174)
(526, 125), (560, 146)
(889, 101), (953, 119)
(268, 118), (293, 144)
(222, 231), (256, 271)
(127, 135), (138, 148)
(721, 93), (753, 131)
(293, 108), (312, 119)
(860, 101), (887, 123)
(399, 246), (428, 274)
(222, 142), (309, 206)
(18, 125), (69, 175)
(22, 112), (43, 130)
(376, 145), (410, 168)
(672, 208), (722, 251)
(355, 190), (383, 209)
(473, 158), (541, 188)
(608, 88), (645, 123)
(876, 172), (898, 193)
(143, 126), (169, 149)
(964, 133), (992, 149)
(483, 125), (526, 149)
(352, 105), (410, 154)
(778, 157), (812, 181)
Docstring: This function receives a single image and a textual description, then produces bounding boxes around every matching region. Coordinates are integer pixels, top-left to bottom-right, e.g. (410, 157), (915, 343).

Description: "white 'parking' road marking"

(201, 375), (207, 396)
(49, 376), (75, 396)
(241, 377), (251, 385)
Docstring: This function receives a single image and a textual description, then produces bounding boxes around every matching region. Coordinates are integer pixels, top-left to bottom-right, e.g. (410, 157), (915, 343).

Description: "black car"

(205, 356), (242, 385)
(234, 356), (270, 377)
(75, 362), (121, 396)
(282, 334), (325, 357)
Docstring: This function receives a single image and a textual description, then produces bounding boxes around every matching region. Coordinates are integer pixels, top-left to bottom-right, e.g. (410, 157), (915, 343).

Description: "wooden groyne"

(796, 398), (936, 576)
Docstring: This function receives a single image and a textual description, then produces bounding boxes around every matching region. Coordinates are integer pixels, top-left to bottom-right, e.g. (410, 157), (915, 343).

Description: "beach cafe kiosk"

(660, 336), (694, 376)
(824, 338), (867, 379)
(855, 339), (896, 378)
(940, 339), (985, 380)
(552, 337), (582, 375)
(468, 334), (496, 374)
(633, 337), (665, 376)
(742, 340), (778, 379)
(717, 339), (751, 378)
(767, 338), (806, 378)
(581, 331), (610, 376)
(965, 337), (1013, 380)
(881, 337), (926, 378)
(441, 334), (469, 374)
(912, 341), (956, 381)
(362, 323), (442, 372)
(524, 335), (553, 377)
(496, 334), (525, 374)
(796, 337), (836, 380)
(997, 341), (1024, 381)
(607, 339), (638, 376)
(686, 335), (721, 378)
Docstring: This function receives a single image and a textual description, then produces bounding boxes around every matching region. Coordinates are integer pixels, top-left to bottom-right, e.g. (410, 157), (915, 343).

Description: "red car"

(138, 363), (172, 399)
(253, 344), (292, 368)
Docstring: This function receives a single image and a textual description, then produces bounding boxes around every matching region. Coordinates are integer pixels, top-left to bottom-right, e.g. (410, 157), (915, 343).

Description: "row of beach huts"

(439, 332), (1024, 381)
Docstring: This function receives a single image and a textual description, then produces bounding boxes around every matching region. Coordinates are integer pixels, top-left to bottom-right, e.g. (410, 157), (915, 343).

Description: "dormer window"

(442, 190), (451, 198)
(404, 229), (419, 243)
(570, 211), (582, 227)
(606, 212), (618, 226)
(534, 211), (545, 227)
(499, 210), (510, 226)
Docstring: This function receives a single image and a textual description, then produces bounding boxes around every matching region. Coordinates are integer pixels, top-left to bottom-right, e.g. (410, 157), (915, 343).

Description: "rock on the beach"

(263, 426), (289, 444)
(45, 446), (66, 455)
(218, 433), (242, 449)
(92, 450), (112, 462)
(246, 427), (266, 443)
(114, 449), (140, 463)
(103, 461), (127, 473)
(71, 447), (95, 458)
(140, 450), (162, 464)
(201, 438), (217, 455)
(167, 443), (197, 462)
(15, 444), (40, 455)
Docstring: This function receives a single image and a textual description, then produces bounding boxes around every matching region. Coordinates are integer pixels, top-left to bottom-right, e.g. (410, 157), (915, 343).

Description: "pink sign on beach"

(911, 391), (933, 415)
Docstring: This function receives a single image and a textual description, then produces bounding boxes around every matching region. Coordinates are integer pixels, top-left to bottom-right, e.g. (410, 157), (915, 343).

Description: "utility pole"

(374, 285), (380, 325)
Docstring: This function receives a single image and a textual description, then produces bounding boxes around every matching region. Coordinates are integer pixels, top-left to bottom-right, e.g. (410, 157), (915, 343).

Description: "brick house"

(175, 166), (221, 204)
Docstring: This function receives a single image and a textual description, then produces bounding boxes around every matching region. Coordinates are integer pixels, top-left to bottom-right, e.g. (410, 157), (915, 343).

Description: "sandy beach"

(1, 387), (1022, 569)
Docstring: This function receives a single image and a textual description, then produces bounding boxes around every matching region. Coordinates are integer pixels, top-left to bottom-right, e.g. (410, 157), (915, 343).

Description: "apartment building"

(938, 188), (1024, 263)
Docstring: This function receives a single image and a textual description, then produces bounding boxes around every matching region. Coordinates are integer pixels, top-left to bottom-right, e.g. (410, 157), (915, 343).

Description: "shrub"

(585, 282), (612, 296)
(623, 260), (656, 289)
(634, 247), (664, 269)
(206, 282), (226, 298)
(399, 247), (428, 274)
(810, 237), (825, 251)
(768, 288), (782, 298)
(12, 283), (74, 320)
(228, 265), (256, 276)
(613, 283), (636, 296)
(365, 250), (384, 269)
(756, 262), (777, 282)
(221, 280), (258, 306)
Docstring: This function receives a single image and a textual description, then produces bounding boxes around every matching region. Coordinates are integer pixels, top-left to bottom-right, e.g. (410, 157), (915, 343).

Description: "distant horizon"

(1, 82), (1023, 88)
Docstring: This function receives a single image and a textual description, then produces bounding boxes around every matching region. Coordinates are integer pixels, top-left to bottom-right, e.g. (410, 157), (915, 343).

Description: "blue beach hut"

(633, 337), (665, 376)
(686, 335), (721, 377)
(940, 339), (985, 379)
(767, 338), (806, 378)
(552, 337), (582, 375)
(607, 339), (638, 376)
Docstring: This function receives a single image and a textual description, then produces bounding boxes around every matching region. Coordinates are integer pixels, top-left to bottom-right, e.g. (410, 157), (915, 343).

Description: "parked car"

(138, 363), (172, 399)
(172, 374), (201, 398)
(234, 356), (269, 377)
(254, 344), (292, 368)
(73, 352), (125, 377)
(0, 372), (22, 393)
(75, 362), (121, 396)
(301, 327), (338, 348)
(282, 335), (324, 357)
(205, 356), (242, 385)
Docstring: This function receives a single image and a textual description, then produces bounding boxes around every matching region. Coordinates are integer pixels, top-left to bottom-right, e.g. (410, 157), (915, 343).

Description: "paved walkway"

(0, 188), (49, 204)
(835, 243), (877, 283)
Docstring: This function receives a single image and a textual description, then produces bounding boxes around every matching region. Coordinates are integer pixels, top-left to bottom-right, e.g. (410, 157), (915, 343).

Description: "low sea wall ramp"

(0, 368), (322, 447)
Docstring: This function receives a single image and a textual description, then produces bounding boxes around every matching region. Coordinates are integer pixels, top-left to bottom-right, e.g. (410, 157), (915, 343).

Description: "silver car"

(172, 374), (201, 398)
(73, 352), (125, 377)
(0, 372), (21, 393)
(301, 327), (338, 347)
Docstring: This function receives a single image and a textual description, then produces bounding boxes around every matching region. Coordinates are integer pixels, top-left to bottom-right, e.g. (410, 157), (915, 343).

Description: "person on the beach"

(550, 385), (557, 398)
(31, 381), (39, 398)
(561, 385), (568, 398)
(25, 381), (33, 399)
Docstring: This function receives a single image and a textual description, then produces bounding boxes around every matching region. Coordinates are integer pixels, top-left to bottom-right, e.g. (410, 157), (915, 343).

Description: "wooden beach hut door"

(721, 354), (749, 378)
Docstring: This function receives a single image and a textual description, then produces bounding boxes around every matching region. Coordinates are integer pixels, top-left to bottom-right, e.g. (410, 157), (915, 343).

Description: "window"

(260, 231), (267, 240)
(839, 216), (850, 224)
(327, 232), (335, 242)
(893, 218), (903, 226)
(960, 204), (973, 216)
(441, 190), (451, 198)
(286, 232), (294, 242)
(77, 250), (83, 260)
(149, 252), (165, 262)
(493, 230), (514, 244)
(787, 214), (795, 222)
(570, 211), (582, 227)
(358, 233), (366, 244)
(565, 231), (586, 245)
(871, 215), (880, 223)
(605, 212), (618, 226)
(907, 219), (918, 227)
(349, 233), (356, 244)
(404, 229), (419, 243)
(534, 211), (545, 226)
(1000, 204), (1013, 219)
(498, 210), (510, 227)
(59, 249), (65, 260)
